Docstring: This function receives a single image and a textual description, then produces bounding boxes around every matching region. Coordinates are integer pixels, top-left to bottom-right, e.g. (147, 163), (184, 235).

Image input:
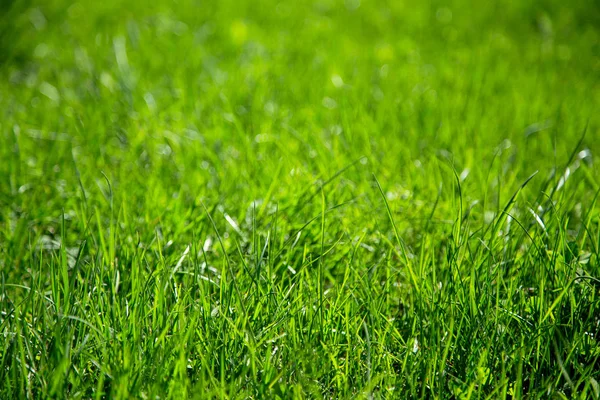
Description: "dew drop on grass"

(144, 93), (157, 112)
(33, 43), (50, 59)
(331, 74), (344, 88)
(322, 97), (337, 109)
(412, 338), (419, 354)
(39, 82), (60, 102)
(29, 8), (47, 31)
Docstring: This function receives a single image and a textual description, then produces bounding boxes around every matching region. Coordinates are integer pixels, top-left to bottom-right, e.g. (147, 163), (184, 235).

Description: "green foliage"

(1, 0), (599, 398)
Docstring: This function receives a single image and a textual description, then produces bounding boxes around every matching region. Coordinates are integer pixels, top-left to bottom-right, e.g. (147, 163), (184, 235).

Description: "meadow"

(1, 0), (600, 398)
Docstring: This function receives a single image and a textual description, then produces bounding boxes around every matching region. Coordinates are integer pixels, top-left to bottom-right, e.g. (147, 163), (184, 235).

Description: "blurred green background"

(2, 0), (599, 224)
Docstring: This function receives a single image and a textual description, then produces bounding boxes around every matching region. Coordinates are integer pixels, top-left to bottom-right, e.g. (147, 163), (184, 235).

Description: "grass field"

(1, 0), (600, 398)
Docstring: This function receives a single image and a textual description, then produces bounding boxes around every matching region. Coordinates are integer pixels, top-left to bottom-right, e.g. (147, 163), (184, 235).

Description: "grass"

(1, 0), (600, 398)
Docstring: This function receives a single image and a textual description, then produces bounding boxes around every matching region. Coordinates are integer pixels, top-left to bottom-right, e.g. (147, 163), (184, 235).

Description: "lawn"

(1, 0), (600, 398)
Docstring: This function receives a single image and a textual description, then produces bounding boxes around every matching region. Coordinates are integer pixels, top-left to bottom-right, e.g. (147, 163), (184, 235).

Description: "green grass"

(1, 0), (600, 398)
